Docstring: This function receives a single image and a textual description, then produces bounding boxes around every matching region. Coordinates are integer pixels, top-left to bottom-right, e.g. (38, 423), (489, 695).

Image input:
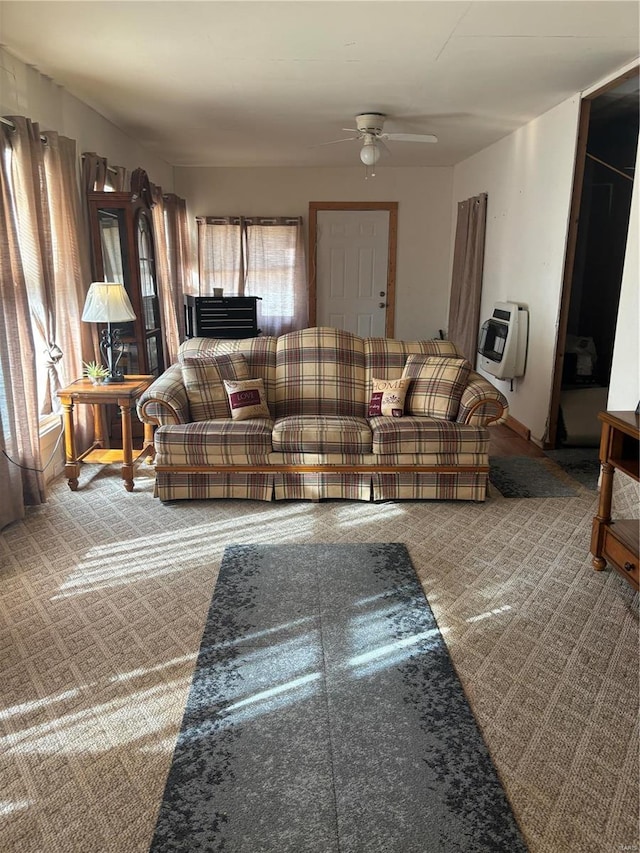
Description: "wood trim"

(547, 99), (592, 449)
(548, 63), (639, 449)
(308, 201), (399, 336)
(583, 65), (639, 102)
(505, 415), (530, 442)
(155, 463), (489, 475)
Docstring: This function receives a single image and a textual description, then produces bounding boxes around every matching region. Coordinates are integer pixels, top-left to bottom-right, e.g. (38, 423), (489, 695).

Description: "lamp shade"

(81, 282), (136, 323)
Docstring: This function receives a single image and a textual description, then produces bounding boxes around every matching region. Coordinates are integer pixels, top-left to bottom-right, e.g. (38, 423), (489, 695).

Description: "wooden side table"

(56, 375), (155, 492)
(590, 410), (639, 590)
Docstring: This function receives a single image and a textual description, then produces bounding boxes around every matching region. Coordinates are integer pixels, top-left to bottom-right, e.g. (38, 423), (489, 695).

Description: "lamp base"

(105, 371), (126, 383)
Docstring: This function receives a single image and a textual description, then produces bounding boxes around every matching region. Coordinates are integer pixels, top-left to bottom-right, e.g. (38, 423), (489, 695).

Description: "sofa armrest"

(137, 364), (190, 426)
(457, 371), (508, 426)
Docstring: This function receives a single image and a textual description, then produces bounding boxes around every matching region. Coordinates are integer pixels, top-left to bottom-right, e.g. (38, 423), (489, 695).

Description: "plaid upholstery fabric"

(179, 336), (278, 410)
(402, 355), (471, 420)
(181, 353), (250, 421)
(272, 415), (372, 453)
(364, 338), (461, 385)
(275, 327), (366, 418)
(373, 471), (488, 502)
(274, 472), (372, 501)
(369, 416), (489, 457)
(155, 420), (273, 466)
(457, 371), (509, 426)
(155, 472), (273, 502)
(137, 364), (190, 426)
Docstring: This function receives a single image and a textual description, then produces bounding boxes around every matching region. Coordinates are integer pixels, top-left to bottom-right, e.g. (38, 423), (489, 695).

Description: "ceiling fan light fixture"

(360, 139), (381, 166)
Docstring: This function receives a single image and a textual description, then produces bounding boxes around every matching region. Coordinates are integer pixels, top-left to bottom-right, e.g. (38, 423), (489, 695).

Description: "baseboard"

(505, 415), (530, 442)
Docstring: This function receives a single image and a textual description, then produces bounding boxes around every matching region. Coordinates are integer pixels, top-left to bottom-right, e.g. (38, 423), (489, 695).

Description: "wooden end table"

(590, 410), (639, 590)
(56, 375), (155, 492)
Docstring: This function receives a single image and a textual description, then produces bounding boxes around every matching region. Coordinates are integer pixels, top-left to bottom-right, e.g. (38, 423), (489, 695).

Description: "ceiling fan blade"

(382, 132), (438, 143)
(313, 136), (360, 148)
(341, 127), (360, 133)
(377, 139), (392, 157)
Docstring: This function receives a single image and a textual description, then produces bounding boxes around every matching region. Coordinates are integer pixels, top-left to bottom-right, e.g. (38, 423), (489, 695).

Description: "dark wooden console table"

(590, 410), (639, 590)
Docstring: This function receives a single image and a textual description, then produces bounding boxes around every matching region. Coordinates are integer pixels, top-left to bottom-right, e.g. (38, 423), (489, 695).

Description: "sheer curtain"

(0, 117), (93, 530)
(198, 217), (243, 295)
(197, 215), (308, 336)
(246, 218), (308, 336)
(447, 193), (488, 364)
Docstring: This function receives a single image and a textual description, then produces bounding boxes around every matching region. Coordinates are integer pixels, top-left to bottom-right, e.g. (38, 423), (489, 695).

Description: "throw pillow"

(402, 354), (471, 420)
(224, 378), (271, 420)
(181, 353), (250, 421)
(367, 377), (410, 418)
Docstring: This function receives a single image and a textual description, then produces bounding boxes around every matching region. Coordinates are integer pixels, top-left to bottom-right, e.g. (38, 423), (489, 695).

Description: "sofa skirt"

(155, 471), (274, 502)
(154, 467), (488, 503)
(373, 470), (488, 502)
(274, 472), (372, 502)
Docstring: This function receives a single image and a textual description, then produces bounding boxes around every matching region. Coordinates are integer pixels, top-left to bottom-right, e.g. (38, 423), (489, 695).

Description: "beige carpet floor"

(0, 463), (638, 853)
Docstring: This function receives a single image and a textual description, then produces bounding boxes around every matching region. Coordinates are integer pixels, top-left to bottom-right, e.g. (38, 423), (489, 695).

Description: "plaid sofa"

(137, 327), (508, 502)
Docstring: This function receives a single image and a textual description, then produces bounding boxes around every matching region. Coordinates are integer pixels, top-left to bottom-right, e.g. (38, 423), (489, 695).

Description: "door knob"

(379, 302), (386, 308)
(379, 291), (386, 297)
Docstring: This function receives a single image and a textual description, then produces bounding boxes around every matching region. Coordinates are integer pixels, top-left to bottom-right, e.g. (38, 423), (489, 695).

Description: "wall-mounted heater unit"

(478, 302), (528, 380)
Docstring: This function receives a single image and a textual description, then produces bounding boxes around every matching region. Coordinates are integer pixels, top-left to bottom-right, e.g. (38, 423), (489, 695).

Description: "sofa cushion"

(367, 377), (410, 418)
(272, 415), (372, 453)
(224, 378), (271, 420)
(275, 327), (366, 418)
(181, 353), (250, 421)
(369, 416), (489, 456)
(155, 419), (273, 466)
(402, 355), (471, 420)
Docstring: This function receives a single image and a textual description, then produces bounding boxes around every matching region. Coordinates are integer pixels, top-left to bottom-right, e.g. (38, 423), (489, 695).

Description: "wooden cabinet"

(591, 410), (639, 590)
(88, 179), (165, 379)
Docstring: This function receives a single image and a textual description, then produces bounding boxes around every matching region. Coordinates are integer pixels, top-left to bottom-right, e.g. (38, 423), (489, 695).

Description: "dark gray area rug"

(149, 543), (527, 853)
(489, 456), (579, 498)
(543, 447), (601, 491)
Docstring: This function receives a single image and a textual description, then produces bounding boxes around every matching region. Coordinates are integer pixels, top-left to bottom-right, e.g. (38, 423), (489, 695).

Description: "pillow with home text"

(367, 377), (410, 418)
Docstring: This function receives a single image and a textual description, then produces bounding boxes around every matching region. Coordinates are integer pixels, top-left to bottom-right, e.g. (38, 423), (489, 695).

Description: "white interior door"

(316, 210), (390, 336)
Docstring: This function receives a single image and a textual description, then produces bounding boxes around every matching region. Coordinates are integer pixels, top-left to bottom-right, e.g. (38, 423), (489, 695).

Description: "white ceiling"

(1, 1), (638, 168)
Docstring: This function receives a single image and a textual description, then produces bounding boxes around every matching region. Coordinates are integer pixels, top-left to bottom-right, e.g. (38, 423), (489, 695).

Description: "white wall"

(452, 96), (583, 444)
(175, 166), (453, 341)
(0, 48), (174, 188)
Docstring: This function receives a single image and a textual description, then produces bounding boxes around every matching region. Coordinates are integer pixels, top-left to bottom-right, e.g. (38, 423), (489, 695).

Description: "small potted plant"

(83, 360), (109, 385)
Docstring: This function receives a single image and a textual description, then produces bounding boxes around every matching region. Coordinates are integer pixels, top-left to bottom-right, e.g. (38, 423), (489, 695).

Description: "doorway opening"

(548, 70), (638, 448)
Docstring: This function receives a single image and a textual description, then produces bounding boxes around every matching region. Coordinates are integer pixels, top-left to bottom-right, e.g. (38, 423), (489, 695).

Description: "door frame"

(547, 65), (638, 448)
(308, 201), (398, 337)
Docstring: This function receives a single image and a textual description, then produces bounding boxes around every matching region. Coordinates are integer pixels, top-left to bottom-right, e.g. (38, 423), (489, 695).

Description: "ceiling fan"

(320, 112), (437, 171)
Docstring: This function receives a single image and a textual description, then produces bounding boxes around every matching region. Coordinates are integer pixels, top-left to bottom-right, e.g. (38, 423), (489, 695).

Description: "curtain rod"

(80, 152), (119, 176)
(1, 117), (119, 178)
(1, 114), (47, 143)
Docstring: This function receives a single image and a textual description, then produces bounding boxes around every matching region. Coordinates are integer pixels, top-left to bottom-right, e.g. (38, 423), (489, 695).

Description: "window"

(197, 216), (308, 336)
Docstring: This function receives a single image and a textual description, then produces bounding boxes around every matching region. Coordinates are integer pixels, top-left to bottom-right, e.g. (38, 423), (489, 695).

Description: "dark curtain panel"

(447, 193), (488, 364)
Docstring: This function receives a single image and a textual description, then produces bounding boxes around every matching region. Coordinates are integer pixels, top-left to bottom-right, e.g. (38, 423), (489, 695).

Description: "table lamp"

(81, 282), (136, 383)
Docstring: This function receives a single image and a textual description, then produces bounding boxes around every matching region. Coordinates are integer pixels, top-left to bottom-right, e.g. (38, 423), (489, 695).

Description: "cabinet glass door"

(137, 210), (164, 376)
